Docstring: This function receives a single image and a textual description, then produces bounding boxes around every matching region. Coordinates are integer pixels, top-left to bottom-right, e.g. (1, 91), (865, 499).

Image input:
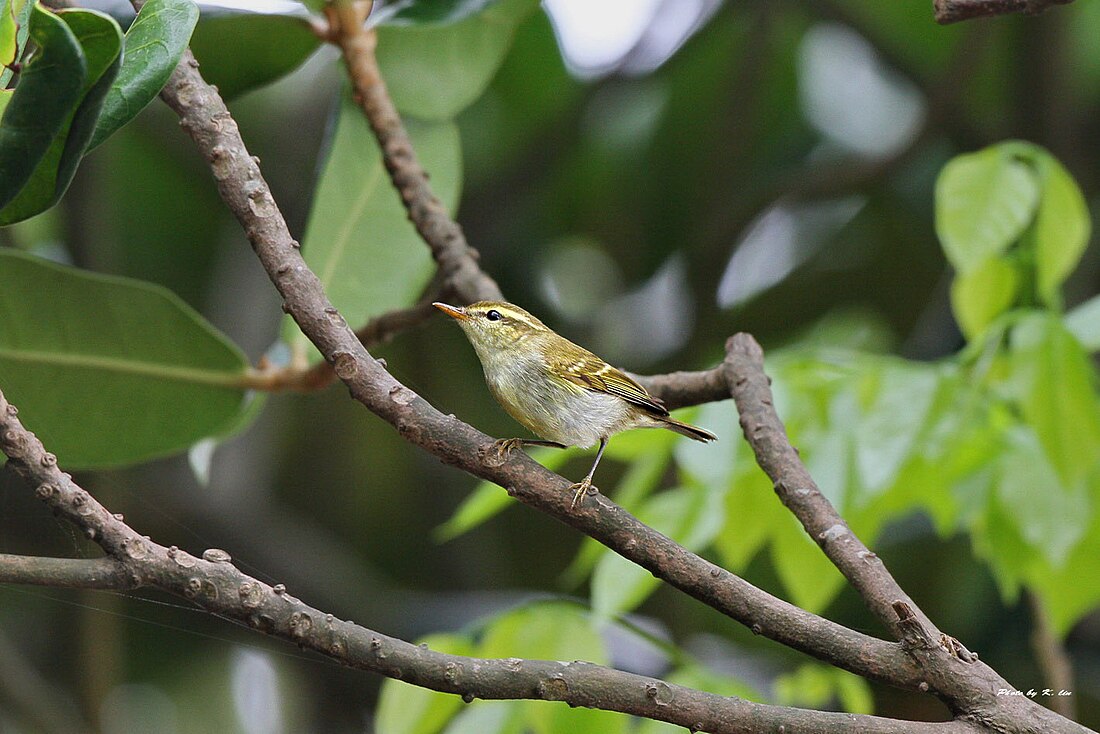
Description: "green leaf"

(525, 703), (626, 734)
(995, 428), (1089, 567)
(189, 10), (319, 100)
(1030, 153), (1091, 305)
(375, 633), (475, 734)
(442, 702), (522, 734)
(1065, 293), (1100, 352)
(0, 5), (85, 213)
(0, 9), (123, 225)
(997, 141), (1091, 306)
(1026, 509), (1100, 635)
(591, 484), (725, 619)
(0, 0), (32, 88)
(852, 362), (940, 497)
(0, 251), (250, 468)
(479, 601), (605, 664)
(775, 664), (873, 714)
(376, 0), (538, 120)
(1006, 313), (1100, 486)
(770, 515), (846, 613)
(950, 257), (1019, 339)
(434, 448), (572, 541)
(714, 464), (782, 570)
(935, 145), (1040, 274)
(88, 0), (199, 150)
(289, 92), (461, 360)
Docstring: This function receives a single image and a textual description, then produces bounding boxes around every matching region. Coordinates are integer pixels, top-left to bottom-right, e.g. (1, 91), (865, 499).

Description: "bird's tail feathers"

(659, 416), (717, 442)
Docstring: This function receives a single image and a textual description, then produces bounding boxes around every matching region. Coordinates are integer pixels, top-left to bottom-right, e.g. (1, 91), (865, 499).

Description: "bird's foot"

(569, 478), (596, 509)
(491, 437), (524, 461)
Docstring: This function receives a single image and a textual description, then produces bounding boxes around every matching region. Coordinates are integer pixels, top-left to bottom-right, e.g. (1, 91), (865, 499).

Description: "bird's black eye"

(486, 309), (502, 322)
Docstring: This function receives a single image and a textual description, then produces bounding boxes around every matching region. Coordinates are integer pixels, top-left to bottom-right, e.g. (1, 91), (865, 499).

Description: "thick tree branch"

(145, 43), (930, 692)
(933, 0), (1074, 24)
(723, 334), (1091, 734)
(0, 393), (973, 734)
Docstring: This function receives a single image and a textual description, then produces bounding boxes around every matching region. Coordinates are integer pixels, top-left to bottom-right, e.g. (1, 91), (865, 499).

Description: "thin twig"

(933, 0), (1074, 24)
(247, 301), (439, 392)
(327, 9), (502, 304)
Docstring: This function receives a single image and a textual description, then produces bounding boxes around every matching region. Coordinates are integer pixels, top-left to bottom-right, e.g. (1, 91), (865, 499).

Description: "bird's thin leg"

(491, 438), (567, 459)
(570, 437), (608, 509)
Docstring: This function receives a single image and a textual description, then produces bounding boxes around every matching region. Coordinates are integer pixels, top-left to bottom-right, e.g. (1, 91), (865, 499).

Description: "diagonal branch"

(722, 334), (1092, 734)
(145, 49), (932, 692)
(0, 401), (970, 734)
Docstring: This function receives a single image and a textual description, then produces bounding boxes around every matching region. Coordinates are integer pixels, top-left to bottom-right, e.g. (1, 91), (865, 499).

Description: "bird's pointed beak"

(432, 302), (469, 321)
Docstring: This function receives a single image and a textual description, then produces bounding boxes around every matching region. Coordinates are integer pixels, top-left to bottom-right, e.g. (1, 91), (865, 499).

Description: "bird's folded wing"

(555, 356), (669, 417)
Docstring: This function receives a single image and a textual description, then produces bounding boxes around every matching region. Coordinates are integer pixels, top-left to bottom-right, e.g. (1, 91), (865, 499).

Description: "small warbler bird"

(433, 300), (716, 508)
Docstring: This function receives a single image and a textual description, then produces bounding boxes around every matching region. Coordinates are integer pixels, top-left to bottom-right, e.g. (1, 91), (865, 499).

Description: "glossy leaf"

(1006, 313), (1100, 486)
(934, 145), (1039, 274)
(0, 251), (250, 468)
(0, 9), (122, 225)
(376, 0), (538, 120)
(950, 257), (1018, 340)
(89, 0), (199, 150)
(289, 92), (461, 360)
(0, 0), (31, 88)
(375, 633), (474, 734)
(189, 10), (318, 100)
(0, 5), (85, 213)
(591, 484), (725, 619)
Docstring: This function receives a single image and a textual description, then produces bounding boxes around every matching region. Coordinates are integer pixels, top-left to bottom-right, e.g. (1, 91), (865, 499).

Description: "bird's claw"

(492, 438), (523, 460)
(569, 478), (595, 509)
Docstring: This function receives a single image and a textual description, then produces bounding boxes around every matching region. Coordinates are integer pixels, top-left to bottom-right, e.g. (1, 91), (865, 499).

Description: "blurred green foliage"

(2, 0), (1099, 732)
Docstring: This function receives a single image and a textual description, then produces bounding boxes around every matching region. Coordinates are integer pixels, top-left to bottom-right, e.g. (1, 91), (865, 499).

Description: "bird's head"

(433, 300), (550, 354)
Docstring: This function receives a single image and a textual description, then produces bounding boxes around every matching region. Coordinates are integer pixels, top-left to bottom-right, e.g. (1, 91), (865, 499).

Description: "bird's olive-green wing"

(548, 341), (669, 416)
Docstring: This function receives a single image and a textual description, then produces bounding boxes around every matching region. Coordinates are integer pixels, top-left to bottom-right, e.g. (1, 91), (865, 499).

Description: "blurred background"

(2, 0), (1100, 731)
